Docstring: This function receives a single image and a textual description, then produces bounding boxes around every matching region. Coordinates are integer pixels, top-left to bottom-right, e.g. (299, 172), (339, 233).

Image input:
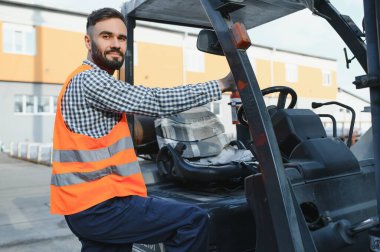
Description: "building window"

(185, 48), (205, 72)
(213, 102), (220, 115)
(285, 63), (298, 83)
(53, 97), (57, 113)
(3, 23), (36, 55)
(14, 95), (57, 115)
(38, 96), (50, 113)
(14, 95), (23, 113)
(204, 101), (221, 116)
(322, 70), (332, 86)
(25, 95), (35, 113)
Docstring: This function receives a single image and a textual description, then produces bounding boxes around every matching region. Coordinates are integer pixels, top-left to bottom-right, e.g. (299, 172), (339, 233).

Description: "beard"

(91, 40), (124, 71)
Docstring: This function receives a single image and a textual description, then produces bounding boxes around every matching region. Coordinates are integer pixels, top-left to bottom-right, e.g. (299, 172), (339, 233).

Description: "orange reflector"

(231, 22), (251, 50)
(237, 80), (248, 90)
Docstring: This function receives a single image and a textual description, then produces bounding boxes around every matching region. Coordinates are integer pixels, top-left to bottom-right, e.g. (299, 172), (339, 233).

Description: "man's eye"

(102, 35), (110, 39)
(119, 37), (126, 42)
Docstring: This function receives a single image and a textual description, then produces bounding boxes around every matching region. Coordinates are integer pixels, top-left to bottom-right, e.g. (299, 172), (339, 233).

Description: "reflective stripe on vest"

(51, 161), (140, 186)
(52, 136), (134, 163)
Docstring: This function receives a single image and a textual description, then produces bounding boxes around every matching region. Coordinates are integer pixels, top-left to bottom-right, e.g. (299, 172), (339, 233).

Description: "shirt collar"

(83, 59), (101, 70)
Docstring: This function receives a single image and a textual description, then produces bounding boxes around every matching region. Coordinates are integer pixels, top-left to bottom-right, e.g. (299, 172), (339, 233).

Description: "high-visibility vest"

(50, 65), (147, 215)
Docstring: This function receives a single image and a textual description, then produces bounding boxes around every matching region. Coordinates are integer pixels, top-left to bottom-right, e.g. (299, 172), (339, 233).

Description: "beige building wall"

(248, 47), (338, 100)
(1, 17), (337, 100)
(185, 54), (229, 84)
(134, 42), (184, 87)
(0, 23), (86, 84)
(0, 3), (88, 84)
(255, 59), (271, 87)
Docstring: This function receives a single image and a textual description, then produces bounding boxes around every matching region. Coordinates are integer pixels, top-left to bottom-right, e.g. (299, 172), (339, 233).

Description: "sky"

(10, 0), (368, 99)
(249, 0), (368, 99)
(8, 0), (126, 13)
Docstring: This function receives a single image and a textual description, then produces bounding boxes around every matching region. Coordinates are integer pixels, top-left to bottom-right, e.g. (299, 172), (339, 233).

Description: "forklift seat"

(271, 109), (360, 181)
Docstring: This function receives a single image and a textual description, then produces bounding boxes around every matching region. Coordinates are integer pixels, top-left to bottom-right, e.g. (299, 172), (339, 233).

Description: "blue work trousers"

(65, 196), (209, 252)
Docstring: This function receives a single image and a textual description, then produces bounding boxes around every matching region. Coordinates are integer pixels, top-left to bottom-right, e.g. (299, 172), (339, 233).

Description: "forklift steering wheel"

(237, 86), (297, 126)
(261, 86), (297, 109)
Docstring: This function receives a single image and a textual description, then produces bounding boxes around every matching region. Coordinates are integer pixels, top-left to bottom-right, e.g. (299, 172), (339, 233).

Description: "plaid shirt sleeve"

(81, 68), (222, 117)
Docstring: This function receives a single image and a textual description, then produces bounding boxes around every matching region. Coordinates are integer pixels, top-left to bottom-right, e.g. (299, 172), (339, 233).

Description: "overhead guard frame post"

(199, 0), (316, 251)
(125, 17), (135, 85)
(125, 16), (136, 142)
(363, 0), (380, 217)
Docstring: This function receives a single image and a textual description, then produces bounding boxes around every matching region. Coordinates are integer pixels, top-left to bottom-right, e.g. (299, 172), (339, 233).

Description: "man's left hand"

(218, 72), (237, 93)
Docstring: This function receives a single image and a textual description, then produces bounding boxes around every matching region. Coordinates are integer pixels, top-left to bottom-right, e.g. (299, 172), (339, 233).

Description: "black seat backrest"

(271, 108), (360, 181)
(271, 109), (327, 159)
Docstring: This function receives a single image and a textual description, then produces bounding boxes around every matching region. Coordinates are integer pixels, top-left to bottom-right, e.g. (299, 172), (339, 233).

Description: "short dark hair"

(86, 8), (127, 34)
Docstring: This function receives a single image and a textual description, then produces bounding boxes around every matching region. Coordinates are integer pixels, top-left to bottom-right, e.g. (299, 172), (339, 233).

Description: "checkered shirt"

(61, 60), (222, 138)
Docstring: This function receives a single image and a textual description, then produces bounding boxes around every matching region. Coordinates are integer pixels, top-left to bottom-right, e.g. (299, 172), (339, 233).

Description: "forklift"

(120, 0), (380, 251)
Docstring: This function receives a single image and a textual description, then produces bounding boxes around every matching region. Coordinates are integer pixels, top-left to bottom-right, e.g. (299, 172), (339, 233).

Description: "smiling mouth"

(106, 50), (123, 56)
(108, 53), (121, 57)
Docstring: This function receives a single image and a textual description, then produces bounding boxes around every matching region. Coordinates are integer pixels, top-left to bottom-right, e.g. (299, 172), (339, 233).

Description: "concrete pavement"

(0, 152), (81, 251)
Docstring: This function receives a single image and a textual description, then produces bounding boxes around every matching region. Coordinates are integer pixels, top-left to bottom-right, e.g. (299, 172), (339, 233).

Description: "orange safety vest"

(50, 65), (147, 215)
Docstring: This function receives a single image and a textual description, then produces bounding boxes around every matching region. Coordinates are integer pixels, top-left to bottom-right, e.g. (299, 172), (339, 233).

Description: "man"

(51, 8), (236, 252)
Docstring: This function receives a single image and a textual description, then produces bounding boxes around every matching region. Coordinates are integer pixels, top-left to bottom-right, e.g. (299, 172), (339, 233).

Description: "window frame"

(285, 63), (298, 83)
(322, 70), (332, 86)
(2, 23), (36, 55)
(204, 101), (221, 116)
(14, 95), (57, 115)
(184, 48), (205, 73)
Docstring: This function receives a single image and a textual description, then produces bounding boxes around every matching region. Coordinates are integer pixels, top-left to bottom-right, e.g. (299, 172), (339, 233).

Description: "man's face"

(86, 18), (127, 72)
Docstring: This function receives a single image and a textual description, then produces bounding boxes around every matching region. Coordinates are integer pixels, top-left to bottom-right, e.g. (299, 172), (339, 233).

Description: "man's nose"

(110, 37), (120, 48)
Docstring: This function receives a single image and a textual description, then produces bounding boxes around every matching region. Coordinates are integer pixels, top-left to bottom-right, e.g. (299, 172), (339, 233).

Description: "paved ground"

(0, 152), (81, 251)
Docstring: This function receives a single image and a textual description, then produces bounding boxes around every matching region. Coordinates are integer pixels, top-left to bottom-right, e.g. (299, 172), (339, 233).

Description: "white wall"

(0, 82), (61, 149)
(0, 3), (86, 32)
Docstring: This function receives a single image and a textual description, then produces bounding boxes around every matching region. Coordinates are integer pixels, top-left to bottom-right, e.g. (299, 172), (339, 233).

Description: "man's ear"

(85, 34), (91, 51)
